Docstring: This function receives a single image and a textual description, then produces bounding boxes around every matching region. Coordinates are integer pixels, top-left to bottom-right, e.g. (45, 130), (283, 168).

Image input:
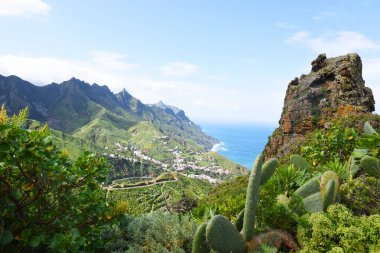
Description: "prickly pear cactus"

(294, 175), (321, 198)
(206, 215), (245, 253)
(364, 121), (377, 136)
(322, 179), (335, 211)
(290, 154), (312, 170)
(192, 223), (210, 253)
(320, 170), (339, 201)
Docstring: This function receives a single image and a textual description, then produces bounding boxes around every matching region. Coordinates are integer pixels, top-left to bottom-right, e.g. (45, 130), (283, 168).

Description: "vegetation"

(2, 102), (380, 252)
(0, 106), (110, 252)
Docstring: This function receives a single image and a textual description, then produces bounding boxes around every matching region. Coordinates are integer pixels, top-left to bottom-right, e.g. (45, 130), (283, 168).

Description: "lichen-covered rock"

(265, 53), (375, 160)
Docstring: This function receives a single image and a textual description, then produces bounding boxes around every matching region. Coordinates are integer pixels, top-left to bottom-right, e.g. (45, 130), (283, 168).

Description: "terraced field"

(108, 176), (212, 215)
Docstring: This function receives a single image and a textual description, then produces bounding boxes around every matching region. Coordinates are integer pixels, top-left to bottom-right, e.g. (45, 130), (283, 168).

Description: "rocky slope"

(265, 53), (375, 160)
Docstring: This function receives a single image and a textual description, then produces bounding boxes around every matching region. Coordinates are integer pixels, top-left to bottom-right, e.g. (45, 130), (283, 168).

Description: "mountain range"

(0, 74), (246, 176)
(0, 75), (215, 148)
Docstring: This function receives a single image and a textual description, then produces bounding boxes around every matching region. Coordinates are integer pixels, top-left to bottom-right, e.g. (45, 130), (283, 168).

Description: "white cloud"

(0, 0), (51, 17)
(286, 31), (380, 56)
(159, 62), (198, 77)
(0, 53), (284, 124)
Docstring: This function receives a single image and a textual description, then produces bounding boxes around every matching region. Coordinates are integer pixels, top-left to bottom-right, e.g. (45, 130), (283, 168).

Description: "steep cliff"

(265, 53), (375, 160)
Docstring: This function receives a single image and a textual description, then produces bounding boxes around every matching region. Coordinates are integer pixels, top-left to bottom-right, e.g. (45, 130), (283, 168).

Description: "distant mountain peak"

(151, 100), (182, 115)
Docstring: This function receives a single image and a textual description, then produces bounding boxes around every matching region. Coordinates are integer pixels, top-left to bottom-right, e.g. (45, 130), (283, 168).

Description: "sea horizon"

(200, 122), (276, 169)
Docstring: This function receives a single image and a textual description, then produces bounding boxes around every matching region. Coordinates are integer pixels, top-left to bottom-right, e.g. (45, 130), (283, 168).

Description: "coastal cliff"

(265, 53), (375, 160)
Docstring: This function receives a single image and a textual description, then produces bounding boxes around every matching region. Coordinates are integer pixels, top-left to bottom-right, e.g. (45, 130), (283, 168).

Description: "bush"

(297, 204), (380, 252)
(301, 125), (358, 166)
(340, 176), (380, 215)
(0, 106), (110, 252)
(101, 212), (197, 252)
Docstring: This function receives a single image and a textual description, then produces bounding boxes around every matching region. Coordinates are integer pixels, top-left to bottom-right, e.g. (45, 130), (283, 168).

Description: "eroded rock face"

(265, 53), (375, 160)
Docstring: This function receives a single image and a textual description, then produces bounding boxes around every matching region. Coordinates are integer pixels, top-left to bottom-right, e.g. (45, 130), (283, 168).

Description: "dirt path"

(104, 178), (178, 190)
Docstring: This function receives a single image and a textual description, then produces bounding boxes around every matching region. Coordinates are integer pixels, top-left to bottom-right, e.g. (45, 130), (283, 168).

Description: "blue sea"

(201, 123), (276, 169)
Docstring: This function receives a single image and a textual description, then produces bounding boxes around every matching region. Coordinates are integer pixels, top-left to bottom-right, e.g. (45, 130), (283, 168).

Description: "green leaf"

(0, 230), (14, 245)
(29, 236), (41, 247)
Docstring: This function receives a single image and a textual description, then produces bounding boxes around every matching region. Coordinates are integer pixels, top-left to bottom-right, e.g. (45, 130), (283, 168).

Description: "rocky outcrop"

(265, 53), (375, 160)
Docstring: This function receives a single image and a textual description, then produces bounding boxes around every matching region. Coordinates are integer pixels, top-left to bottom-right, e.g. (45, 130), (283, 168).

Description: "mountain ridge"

(0, 74), (216, 151)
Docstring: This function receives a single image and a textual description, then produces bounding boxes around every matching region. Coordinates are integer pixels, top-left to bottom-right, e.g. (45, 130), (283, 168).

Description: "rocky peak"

(265, 53), (375, 160)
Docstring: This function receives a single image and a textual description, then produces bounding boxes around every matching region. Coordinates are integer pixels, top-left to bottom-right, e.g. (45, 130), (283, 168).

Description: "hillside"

(0, 75), (246, 179)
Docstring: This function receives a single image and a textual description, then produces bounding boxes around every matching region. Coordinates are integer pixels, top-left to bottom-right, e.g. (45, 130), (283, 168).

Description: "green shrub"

(340, 176), (380, 215)
(297, 204), (380, 252)
(126, 212), (197, 252)
(0, 106), (110, 252)
(301, 125), (358, 166)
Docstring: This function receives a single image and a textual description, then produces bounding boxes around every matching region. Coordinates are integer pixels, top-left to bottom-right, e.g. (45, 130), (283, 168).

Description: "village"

(102, 142), (232, 184)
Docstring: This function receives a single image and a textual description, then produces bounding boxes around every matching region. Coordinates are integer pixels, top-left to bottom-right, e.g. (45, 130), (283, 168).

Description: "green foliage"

(273, 164), (308, 196)
(317, 158), (349, 181)
(0, 107), (110, 252)
(101, 211), (197, 253)
(206, 215), (245, 253)
(109, 176), (212, 215)
(359, 155), (380, 177)
(301, 125), (358, 165)
(192, 176), (248, 221)
(297, 204), (380, 252)
(340, 175), (380, 215)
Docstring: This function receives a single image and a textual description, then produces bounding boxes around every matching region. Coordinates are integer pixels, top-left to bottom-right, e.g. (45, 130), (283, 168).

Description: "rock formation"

(265, 53), (375, 160)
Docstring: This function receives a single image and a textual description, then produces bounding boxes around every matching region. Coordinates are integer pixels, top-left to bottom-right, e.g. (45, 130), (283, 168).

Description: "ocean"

(201, 123), (276, 169)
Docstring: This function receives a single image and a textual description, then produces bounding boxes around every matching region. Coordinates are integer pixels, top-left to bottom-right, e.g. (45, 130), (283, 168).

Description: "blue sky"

(0, 0), (380, 124)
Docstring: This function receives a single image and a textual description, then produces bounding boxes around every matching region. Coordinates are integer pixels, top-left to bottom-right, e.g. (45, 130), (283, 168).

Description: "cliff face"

(265, 53), (375, 160)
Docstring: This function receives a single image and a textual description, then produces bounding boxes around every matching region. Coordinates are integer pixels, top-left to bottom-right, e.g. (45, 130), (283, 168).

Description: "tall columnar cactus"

(260, 158), (278, 185)
(192, 154), (281, 253)
(243, 153), (264, 242)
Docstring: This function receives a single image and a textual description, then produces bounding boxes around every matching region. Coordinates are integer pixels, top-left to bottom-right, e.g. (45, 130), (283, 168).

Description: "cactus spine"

(243, 153), (264, 242)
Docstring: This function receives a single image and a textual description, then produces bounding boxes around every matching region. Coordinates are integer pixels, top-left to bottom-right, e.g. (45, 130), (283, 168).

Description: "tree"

(0, 106), (110, 252)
